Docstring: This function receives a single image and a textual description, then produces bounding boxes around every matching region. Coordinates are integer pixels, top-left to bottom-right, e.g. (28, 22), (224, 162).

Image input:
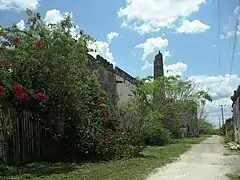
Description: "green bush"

(0, 10), (133, 162)
(224, 136), (233, 143)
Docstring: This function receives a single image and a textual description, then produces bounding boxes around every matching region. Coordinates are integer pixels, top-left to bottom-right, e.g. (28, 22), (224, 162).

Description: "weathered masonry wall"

(87, 54), (137, 106)
(232, 97), (240, 143)
(87, 52), (199, 137)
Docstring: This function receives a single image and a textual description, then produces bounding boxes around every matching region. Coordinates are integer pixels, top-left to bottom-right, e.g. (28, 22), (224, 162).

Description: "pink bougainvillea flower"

(113, 132), (117, 137)
(0, 92), (5, 99)
(101, 116), (107, 121)
(35, 40), (42, 49)
(0, 60), (7, 66)
(17, 92), (29, 102)
(11, 84), (23, 93)
(14, 37), (20, 44)
(105, 135), (111, 141)
(0, 85), (4, 91)
(97, 138), (103, 143)
(35, 92), (49, 101)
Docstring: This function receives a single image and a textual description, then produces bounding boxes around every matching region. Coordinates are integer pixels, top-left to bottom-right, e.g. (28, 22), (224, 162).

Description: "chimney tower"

(154, 50), (164, 80)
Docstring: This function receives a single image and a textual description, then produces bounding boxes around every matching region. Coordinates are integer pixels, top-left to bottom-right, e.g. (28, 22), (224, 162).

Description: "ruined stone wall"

(87, 53), (199, 137)
(232, 97), (240, 143)
(115, 67), (137, 106)
(180, 103), (199, 137)
(87, 54), (138, 107)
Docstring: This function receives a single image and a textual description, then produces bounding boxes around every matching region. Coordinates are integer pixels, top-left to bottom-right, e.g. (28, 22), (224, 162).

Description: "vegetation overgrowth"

(0, 10), (213, 167)
(0, 136), (209, 180)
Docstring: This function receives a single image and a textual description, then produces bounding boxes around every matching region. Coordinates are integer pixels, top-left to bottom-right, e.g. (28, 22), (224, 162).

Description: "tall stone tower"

(153, 51), (165, 106)
(154, 50), (164, 80)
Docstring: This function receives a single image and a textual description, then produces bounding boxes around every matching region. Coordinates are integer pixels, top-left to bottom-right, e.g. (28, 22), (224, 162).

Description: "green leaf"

(0, 100), (13, 108)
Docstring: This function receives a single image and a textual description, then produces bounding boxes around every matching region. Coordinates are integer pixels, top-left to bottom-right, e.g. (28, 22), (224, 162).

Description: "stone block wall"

(87, 54), (138, 107)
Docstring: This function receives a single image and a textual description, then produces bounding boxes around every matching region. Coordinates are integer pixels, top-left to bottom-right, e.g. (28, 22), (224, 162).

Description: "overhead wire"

(229, 0), (240, 85)
(217, 0), (221, 69)
(216, 0), (223, 127)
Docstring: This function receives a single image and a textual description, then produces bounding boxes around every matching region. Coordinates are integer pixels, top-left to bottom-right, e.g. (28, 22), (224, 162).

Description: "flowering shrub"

(0, 10), (134, 162)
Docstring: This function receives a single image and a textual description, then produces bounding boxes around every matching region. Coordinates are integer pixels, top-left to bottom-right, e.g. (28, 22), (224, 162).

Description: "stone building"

(87, 54), (137, 106)
(87, 51), (199, 137)
(231, 91), (240, 143)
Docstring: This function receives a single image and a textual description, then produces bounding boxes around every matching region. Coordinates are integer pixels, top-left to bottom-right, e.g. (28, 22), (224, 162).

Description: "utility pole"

(218, 115), (221, 135)
(219, 104), (226, 135)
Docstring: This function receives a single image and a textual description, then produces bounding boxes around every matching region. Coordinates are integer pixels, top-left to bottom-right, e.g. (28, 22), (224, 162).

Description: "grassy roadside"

(226, 173), (240, 180)
(0, 136), (209, 180)
(225, 150), (240, 180)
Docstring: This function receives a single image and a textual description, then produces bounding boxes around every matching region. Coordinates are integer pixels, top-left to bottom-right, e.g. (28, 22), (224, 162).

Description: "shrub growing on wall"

(0, 10), (130, 162)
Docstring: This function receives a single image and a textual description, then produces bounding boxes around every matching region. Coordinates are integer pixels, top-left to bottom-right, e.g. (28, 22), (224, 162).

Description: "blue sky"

(1, 0), (240, 126)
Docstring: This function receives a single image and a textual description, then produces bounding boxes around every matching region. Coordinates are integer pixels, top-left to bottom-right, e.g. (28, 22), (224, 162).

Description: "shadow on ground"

(0, 162), (77, 178)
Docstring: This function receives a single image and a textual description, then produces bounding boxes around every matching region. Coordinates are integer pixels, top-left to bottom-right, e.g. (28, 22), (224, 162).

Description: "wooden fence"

(0, 108), (49, 165)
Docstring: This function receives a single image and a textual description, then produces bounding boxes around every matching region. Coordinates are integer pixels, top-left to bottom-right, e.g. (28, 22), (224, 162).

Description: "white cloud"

(44, 9), (64, 24)
(176, 20), (210, 34)
(44, 9), (79, 37)
(118, 0), (207, 34)
(190, 74), (240, 126)
(135, 36), (237, 127)
(16, 20), (25, 30)
(0, 0), (40, 11)
(164, 62), (188, 76)
(135, 37), (170, 70)
(88, 32), (118, 66)
(107, 32), (119, 43)
(88, 41), (116, 66)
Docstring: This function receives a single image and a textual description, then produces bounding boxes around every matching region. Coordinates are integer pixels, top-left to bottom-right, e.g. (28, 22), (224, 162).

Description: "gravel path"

(146, 135), (239, 180)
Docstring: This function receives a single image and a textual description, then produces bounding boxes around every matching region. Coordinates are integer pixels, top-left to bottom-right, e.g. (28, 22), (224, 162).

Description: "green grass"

(0, 136), (208, 180)
(226, 173), (240, 180)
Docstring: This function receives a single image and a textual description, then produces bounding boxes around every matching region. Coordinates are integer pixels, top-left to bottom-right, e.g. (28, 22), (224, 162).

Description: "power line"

(217, 0), (221, 68)
(229, 0), (240, 85)
(218, 114), (221, 135)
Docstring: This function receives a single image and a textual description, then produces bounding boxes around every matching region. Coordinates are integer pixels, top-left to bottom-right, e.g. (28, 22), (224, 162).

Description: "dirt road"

(146, 135), (239, 180)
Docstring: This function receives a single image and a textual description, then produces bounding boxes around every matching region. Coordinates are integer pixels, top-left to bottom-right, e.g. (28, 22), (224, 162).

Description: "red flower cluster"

(35, 92), (49, 101)
(11, 84), (28, 102)
(105, 135), (111, 141)
(10, 84), (49, 103)
(35, 40), (42, 49)
(17, 92), (29, 102)
(12, 84), (23, 93)
(0, 85), (4, 91)
(114, 128), (119, 137)
(97, 128), (120, 144)
(0, 85), (5, 99)
(0, 60), (7, 66)
(14, 37), (20, 44)
(101, 116), (107, 121)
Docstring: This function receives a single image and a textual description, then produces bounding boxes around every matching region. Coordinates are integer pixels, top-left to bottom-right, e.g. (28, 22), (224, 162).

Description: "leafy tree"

(222, 118), (234, 142)
(120, 75), (212, 144)
(148, 75), (212, 138)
